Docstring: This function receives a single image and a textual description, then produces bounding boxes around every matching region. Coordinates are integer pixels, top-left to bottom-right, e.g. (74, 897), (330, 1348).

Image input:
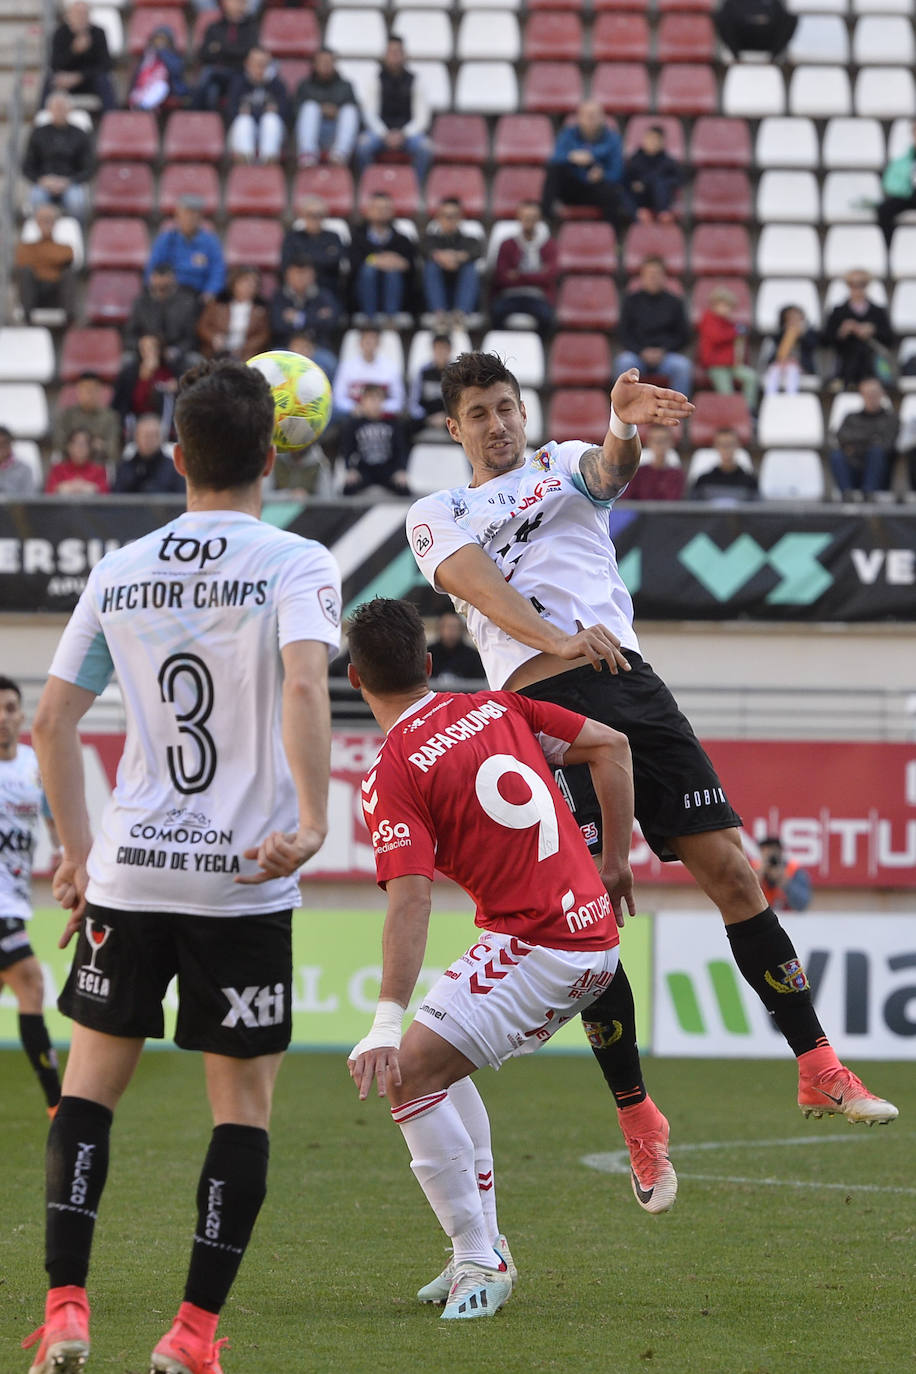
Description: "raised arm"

(578, 368), (694, 502)
(562, 717), (635, 924)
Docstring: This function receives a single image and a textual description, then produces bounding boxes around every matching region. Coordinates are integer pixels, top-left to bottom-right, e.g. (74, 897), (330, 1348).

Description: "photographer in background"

(756, 836), (812, 913)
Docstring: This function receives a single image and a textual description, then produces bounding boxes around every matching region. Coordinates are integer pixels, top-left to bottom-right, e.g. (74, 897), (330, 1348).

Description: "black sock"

(726, 908), (828, 1057)
(580, 962), (647, 1109)
(184, 1124), (270, 1314)
(45, 1096), (113, 1289)
(19, 1013), (62, 1108)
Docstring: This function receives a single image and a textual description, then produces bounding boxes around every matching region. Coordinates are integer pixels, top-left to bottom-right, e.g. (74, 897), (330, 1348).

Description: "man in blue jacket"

(146, 195), (226, 302)
(541, 99), (630, 235)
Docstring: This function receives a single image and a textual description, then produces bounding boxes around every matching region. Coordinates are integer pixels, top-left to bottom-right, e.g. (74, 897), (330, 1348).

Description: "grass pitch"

(2, 1049), (913, 1374)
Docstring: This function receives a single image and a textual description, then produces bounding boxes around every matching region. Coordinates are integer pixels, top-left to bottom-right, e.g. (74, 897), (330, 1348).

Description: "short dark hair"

(440, 352), (521, 420)
(77, 370), (102, 384)
(0, 425), (13, 442)
(0, 675), (22, 701)
(648, 124), (665, 136)
(347, 598), (427, 694)
(175, 359), (275, 491)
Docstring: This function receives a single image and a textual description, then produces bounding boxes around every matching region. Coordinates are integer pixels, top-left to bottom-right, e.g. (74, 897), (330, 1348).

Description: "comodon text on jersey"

(100, 579), (269, 613)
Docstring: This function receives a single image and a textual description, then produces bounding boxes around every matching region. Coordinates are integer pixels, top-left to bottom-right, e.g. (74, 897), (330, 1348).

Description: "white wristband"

(608, 406), (637, 441)
(348, 999), (405, 1061)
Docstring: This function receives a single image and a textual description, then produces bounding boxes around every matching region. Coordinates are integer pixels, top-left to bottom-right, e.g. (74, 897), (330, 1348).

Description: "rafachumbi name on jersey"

(407, 699), (509, 773)
(100, 579), (269, 613)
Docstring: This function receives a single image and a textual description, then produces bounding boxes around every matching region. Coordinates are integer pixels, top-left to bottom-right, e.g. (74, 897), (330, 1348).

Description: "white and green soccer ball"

(247, 349), (332, 451)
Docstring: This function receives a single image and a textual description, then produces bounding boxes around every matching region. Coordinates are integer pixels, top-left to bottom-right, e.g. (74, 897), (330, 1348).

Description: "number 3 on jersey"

(475, 753), (559, 861)
(158, 653), (217, 795)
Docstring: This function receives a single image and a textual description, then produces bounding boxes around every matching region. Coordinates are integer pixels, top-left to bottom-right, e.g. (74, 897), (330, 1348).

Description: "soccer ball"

(246, 350), (333, 451)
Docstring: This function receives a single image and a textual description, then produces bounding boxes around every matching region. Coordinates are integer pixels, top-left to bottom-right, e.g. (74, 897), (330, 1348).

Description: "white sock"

(448, 1076), (499, 1244)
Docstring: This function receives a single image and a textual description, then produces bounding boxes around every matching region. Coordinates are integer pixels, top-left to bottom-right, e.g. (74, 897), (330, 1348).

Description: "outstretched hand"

(611, 368), (694, 429)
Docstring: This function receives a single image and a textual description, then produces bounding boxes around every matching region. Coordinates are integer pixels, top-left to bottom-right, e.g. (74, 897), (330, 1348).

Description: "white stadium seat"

(339, 328), (405, 374)
(898, 392), (916, 428)
(407, 443), (471, 495)
(890, 228), (916, 282)
(324, 9), (387, 57)
(823, 225), (887, 279)
(397, 0), (450, 9)
(827, 391), (864, 437)
(787, 0), (846, 11)
(887, 118), (915, 162)
(788, 14), (849, 63)
(486, 220), (519, 270)
(757, 225), (821, 278)
(457, 11), (521, 61)
(757, 394), (824, 448)
(480, 330), (544, 387)
(519, 387), (543, 445)
(413, 61), (452, 111)
(758, 450), (826, 501)
(757, 172), (819, 224)
(754, 278), (821, 334)
(852, 0), (910, 10)
(722, 65), (784, 117)
(406, 327), (473, 380)
(898, 337), (916, 393)
(821, 117), (884, 170)
(391, 10), (454, 61)
(89, 7), (123, 58)
(890, 282), (916, 336)
(455, 62), (518, 114)
(11, 440), (43, 487)
(853, 15), (915, 64)
(19, 213), (85, 271)
(823, 274), (886, 313)
(0, 327), (55, 383)
(0, 384), (49, 439)
(335, 60), (378, 103)
(854, 68), (916, 119)
(755, 117), (818, 169)
(788, 66), (851, 118)
(821, 171), (882, 223)
(687, 446), (754, 487)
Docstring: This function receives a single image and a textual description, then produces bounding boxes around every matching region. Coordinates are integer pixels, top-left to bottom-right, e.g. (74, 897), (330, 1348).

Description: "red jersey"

(362, 690), (619, 952)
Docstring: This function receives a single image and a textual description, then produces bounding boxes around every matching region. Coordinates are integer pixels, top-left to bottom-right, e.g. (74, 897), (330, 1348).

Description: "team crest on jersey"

(530, 448), (553, 473)
(765, 959), (810, 995)
(452, 498), (468, 519)
(318, 584), (341, 626)
(76, 919), (114, 1002)
(412, 524), (433, 558)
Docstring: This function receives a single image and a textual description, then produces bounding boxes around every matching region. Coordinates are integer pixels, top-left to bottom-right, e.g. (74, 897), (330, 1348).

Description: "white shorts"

(412, 929), (620, 1071)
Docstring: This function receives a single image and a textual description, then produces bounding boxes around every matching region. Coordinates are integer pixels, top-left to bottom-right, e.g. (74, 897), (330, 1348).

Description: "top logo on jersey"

(412, 524), (434, 558)
(318, 585), (341, 626)
(158, 532), (228, 570)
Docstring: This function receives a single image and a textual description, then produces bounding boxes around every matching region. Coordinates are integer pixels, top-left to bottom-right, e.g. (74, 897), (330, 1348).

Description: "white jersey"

(0, 744), (44, 921)
(407, 440), (639, 689)
(49, 510), (341, 916)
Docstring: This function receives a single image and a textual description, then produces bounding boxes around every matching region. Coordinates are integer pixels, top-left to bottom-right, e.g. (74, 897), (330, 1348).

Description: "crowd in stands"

(3, 0), (916, 505)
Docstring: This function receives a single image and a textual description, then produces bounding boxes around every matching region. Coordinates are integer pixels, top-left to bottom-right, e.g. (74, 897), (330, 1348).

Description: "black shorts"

(0, 917), (34, 971)
(520, 654), (742, 862)
(58, 902), (293, 1057)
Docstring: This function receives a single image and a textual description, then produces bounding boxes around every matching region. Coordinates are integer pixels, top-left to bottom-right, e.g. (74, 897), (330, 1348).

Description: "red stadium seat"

(547, 333), (612, 388)
(493, 115), (554, 166)
(491, 167), (546, 219)
(691, 277), (752, 329)
(547, 390), (609, 445)
(57, 381), (114, 410)
(623, 222), (686, 276)
(658, 0), (713, 10)
(357, 165), (420, 217)
(692, 170), (751, 222)
(224, 218), (284, 272)
(522, 63), (584, 115)
(162, 112), (224, 163)
(425, 165), (487, 220)
(556, 276), (619, 330)
(656, 13), (716, 62)
(259, 8), (319, 57)
(127, 8), (188, 57)
(431, 115), (489, 165)
(591, 65), (651, 116)
(689, 392), (752, 448)
(191, 10), (219, 53)
(524, 12), (583, 62)
(292, 165), (355, 217)
(592, 14), (650, 62)
(556, 222), (618, 275)
(84, 271), (142, 326)
(59, 327), (122, 384)
(97, 111), (158, 162)
(691, 224), (752, 276)
(528, 0), (581, 9)
(87, 218), (150, 272)
(159, 164), (221, 218)
(656, 65), (717, 116)
(623, 115), (686, 160)
(93, 163), (154, 216)
(225, 165), (287, 218)
(690, 117), (752, 169)
(594, 0), (651, 9)
(277, 59), (310, 95)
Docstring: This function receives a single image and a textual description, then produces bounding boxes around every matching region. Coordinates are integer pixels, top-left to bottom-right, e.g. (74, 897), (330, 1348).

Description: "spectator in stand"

(829, 376), (898, 501)
(332, 327), (405, 417)
(489, 201), (558, 337)
(226, 46), (290, 164)
(541, 100), (630, 236)
(408, 332), (451, 435)
(349, 191), (417, 329)
(294, 48), (360, 169)
(755, 835), (812, 913)
(146, 195), (226, 302)
(714, 0), (797, 60)
(823, 269), (896, 390)
(281, 194), (346, 303)
(625, 124), (681, 224)
(0, 427), (38, 497)
(877, 120), (916, 250)
(286, 328), (338, 386)
(44, 1), (115, 111)
(760, 304), (820, 396)
(15, 203), (76, 323)
(356, 36), (432, 184)
(112, 334), (178, 438)
(697, 285), (758, 413)
(112, 412), (185, 495)
(197, 264), (270, 360)
(194, 0), (259, 113)
(624, 423), (685, 501)
(53, 371), (120, 469)
(690, 426), (757, 502)
(615, 256), (692, 397)
(124, 264), (201, 373)
(44, 428), (109, 496)
(420, 198), (481, 331)
(339, 384), (409, 495)
(427, 611), (484, 684)
(22, 92), (93, 223)
(127, 25), (189, 112)
(269, 258), (341, 350)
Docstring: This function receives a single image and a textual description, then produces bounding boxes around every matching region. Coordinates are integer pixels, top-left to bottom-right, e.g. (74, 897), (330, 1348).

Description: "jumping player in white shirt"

(23, 360), (341, 1374)
(0, 676), (62, 1119)
(347, 597), (640, 1320)
(405, 353), (897, 1209)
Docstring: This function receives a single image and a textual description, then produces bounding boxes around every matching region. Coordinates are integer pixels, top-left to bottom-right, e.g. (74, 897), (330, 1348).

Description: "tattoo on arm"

(579, 445), (639, 501)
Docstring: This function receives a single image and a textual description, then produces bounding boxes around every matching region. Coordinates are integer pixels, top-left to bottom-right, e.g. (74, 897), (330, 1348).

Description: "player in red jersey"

(346, 598), (668, 1321)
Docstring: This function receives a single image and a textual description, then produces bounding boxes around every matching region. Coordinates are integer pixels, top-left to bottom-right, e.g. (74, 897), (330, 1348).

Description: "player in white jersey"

(22, 360), (341, 1374)
(0, 676), (62, 1118)
(406, 352), (897, 1209)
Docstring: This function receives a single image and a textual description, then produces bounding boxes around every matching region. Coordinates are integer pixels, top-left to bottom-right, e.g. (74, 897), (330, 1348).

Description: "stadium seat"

(756, 171), (819, 225)
(787, 14), (849, 63)
(276, 59), (310, 95)
(826, 390), (865, 437)
(853, 15), (914, 65)
(357, 165), (420, 217)
(852, 0), (910, 11)
(591, 64), (651, 115)
(624, 116), (686, 161)
(10, 441), (42, 488)
(339, 328), (405, 374)
(822, 172), (882, 224)
(87, 218), (149, 272)
(521, 62), (582, 114)
(430, 114), (488, 165)
(657, 13), (715, 62)
(788, 66), (851, 118)
(556, 222), (618, 275)
(690, 117), (750, 168)
(890, 228), (916, 281)
(59, 327), (121, 384)
(407, 443), (472, 495)
(823, 224), (887, 278)
(821, 117), (884, 170)
(823, 274), (887, 314)
(406, 328), (472, 379)
(225, 165), (286, 218)
(887, 118), (914, 161)
(412, 60), (451, 111)
(0, 384), (48, 439)
(757, 394), (824, 448)
(84, 270), (142, 325)
(624, 222), (686, 277)
(92, 162), (154, 216)
(19, 213), (84, 271)
(854, 68), (915, 119)
(260, 7), (319, 56)
(159, 164), (220, 218)
(758, 450), (826, 501)
(547, 390), (609, 445)
(692, 170), (751, 222)
(556, 276), (619, 331)
(656, 0), (713, 10)
(547, 333), (613, 389)
(755, 117), (819, 170)
(687, 444), (755, 488)
(293, 166), (355, 218)
(457, 61), (519, 113)
(224, 219), (284, 271)
(757, 225), (821, 277)
(457, 10), (520, 59)
(899, 337), (916, 392)
(491, 167), (545, 219)
(162, 112), (224, 163)
(324, 8), (386, 56)
(691, 278), (751, 328)
(425, 165), (487, 218)
(754, 278), (821, 334)
(520, 387), (543, 444)
(722, 65), (784, 118)
(480, 331), (544, 386)
(691, 225), (751, 276)
(656, 64), (717, 116)
(786, 0), (845, 10)
(493, 115), (554, 166)
(0, 327), (54, 382)
(591, 13), (650, 61)
(890, 282), (916, 335)
(392, 9), (453, 60)
(689, 393), (753, 448)
(96, 110), (157, 161)
(523, 11), (583, 62)
(90, 8), (124, 59)
(126, 7), (187, 56)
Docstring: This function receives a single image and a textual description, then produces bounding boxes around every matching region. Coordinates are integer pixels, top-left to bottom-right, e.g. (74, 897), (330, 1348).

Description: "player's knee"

(14, 959), (46, 1008)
